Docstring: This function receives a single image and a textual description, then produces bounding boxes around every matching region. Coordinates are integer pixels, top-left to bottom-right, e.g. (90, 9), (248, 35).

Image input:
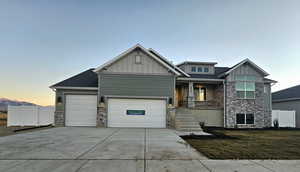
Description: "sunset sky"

(0, 0), (300, 106)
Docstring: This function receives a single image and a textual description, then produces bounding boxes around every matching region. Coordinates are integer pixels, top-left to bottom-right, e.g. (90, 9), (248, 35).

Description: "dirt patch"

(0, 125), (54, 137)
(182, 128), (300, 159)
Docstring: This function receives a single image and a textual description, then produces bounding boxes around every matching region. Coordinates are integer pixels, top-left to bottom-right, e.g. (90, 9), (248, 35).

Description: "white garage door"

(108, 98), (166, 128)
(65, 95), (97, 126)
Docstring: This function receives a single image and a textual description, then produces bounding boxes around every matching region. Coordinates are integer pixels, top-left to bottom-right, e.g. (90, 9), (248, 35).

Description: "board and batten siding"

(227, 63), (264, 82)
(99, 73), (175, 101)
(263, 84), (272, 112)
(273, 100), (300, 128)
(104, 49), (172, 75)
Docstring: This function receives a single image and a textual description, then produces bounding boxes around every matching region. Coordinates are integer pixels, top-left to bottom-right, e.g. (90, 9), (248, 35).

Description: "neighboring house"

(272, 85), (300, 128)
(50, 44), (276, 129)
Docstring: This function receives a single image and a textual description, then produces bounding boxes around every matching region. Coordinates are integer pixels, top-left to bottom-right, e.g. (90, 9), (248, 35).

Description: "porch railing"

(179, 100), (223, 109)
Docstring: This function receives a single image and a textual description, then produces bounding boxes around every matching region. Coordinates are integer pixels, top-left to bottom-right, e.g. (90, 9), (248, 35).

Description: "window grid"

(236, 113), (254, 125)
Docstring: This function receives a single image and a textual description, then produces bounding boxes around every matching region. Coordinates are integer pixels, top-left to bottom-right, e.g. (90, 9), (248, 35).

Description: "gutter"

(177, 77), (224, 82)
(49, 86), (98, 90)
(223, 80), (226, 128)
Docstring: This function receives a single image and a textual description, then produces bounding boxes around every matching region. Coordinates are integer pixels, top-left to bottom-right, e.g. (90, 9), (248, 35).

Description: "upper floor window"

(197, 67), (202, 72)
(135, 55), (141, 64)
(235, 75), (256, 99)
(191, 66), (196, 72)
(204, 67), (209, 72)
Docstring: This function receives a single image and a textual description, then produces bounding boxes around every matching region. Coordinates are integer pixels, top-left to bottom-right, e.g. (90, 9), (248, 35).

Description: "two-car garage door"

(107, 98), (166, 128)
(65, 95), (166, 128)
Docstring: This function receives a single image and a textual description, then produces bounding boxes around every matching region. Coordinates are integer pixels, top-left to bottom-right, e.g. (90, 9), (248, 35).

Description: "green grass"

(184, 129), (300, 159)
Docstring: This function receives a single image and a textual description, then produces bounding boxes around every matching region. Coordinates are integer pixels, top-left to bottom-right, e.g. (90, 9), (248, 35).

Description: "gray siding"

(227, 63), (264, 82)
(104, 49), (171, 75)
(180, 64), (215, 74)
(263, 84), (272, 112)
(99, 73), (175, 101)
(273, 100), (300, 128)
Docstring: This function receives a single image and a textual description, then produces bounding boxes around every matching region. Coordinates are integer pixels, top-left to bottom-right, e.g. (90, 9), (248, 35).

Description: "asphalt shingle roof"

(51, 68), (98, 88)
(272, 85), (300, 101)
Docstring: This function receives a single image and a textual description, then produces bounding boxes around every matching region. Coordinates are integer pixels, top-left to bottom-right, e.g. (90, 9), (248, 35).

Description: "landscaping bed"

(0, 125), (53, 137)
(182, 128), (300, 159)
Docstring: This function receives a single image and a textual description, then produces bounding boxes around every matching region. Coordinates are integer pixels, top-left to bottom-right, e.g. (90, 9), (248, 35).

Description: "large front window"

(235, 75), (256, 99)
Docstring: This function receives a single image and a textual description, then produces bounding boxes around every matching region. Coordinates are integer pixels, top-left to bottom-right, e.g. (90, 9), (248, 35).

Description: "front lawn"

(183, 129), (300, 159)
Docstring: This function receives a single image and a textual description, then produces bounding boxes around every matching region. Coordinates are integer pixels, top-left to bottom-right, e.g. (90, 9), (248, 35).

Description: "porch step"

(177, 127), (203, 132)
(175, 108), (203, 132)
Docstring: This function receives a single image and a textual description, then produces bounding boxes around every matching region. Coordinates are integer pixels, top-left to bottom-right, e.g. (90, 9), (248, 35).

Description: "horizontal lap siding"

(99, 74), (175, 99)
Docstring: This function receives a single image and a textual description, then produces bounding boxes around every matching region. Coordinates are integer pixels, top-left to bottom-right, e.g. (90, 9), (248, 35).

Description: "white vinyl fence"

(7, 106), (54, 126)
(272, 110), (296, 128)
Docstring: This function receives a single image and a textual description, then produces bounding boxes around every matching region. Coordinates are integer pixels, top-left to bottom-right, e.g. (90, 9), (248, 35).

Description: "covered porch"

(175, 78), (224, 110)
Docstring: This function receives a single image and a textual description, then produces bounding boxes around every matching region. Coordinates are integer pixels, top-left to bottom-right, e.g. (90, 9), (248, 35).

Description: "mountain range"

(0, 98), (37, 112)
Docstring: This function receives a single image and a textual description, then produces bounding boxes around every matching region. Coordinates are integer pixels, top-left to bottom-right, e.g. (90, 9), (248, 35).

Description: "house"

(272, 85), (300, 128)
(50, 44), (276, 129)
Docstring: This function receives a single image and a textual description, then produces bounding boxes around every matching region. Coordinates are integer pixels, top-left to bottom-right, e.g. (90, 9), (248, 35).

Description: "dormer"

(177, 61), (217, 75)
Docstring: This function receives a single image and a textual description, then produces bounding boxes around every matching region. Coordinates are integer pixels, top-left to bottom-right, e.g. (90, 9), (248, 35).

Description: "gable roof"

(148, 48), (190, 77)
(50, 68), (98, 89)
(272, 85), (300, 102)
(93, 44), (181, 76)
(220, 58), (269, 77)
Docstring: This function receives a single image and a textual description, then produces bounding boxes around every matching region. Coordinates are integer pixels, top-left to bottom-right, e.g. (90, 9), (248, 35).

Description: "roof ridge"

(273, 84), (300, 94)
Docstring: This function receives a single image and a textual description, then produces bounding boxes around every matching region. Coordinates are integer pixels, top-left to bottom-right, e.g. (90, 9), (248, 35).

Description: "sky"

(0, 0), (299, 106)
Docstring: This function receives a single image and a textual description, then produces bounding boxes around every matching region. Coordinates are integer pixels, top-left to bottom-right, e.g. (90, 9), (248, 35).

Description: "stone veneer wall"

(225, 82), (271, 128)
(167, 106), (176, 128)
(54, 111), (64, 126)
(214, 84), (224, 107)
(97, 103), (106, 127)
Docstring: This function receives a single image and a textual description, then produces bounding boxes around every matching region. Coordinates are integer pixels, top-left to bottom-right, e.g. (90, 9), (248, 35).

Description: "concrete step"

(176, 114), (195, 117)
(176, 125), (199, 128)
(177, 127), (203, 131)
(175, 121), (199, 125)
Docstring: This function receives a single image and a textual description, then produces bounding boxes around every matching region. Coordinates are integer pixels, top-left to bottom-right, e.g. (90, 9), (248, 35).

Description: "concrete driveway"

(0, 127), (299, 172)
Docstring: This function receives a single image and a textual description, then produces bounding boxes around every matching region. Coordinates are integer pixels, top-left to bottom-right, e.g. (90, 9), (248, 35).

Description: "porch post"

(188, 82), (195, 108)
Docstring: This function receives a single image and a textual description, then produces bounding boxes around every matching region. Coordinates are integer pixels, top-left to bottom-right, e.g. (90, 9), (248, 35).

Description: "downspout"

(223, 80), (226, 128)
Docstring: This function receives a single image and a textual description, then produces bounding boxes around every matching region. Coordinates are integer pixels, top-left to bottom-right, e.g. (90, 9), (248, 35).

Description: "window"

(191, 66), (196, 72)
(236, 113), (245, 124)
(235, 75), (256, 99)
(246, 114), (254, 124)
(197, 67), (202, 72)
(126, 110), (145, 115)
(135, 55), (141, 64)
(236, 113), (254, 124)
(194, 87), (206, 101)
(204, 67), (209, 72)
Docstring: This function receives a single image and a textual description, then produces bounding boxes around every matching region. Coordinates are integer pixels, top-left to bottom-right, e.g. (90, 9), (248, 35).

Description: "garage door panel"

(108, 98), (166, 128)
(65, 95), (97, 126)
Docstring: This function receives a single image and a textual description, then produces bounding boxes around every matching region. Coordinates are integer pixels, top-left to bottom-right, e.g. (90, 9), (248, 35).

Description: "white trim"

(93, 44), (181, 76)
(220, 59), (269, 77)
(105, 95), (168, 100)
(177, 77), (224, 82)
(148, 48), (190, 77)
(50, 86), (98, 90)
